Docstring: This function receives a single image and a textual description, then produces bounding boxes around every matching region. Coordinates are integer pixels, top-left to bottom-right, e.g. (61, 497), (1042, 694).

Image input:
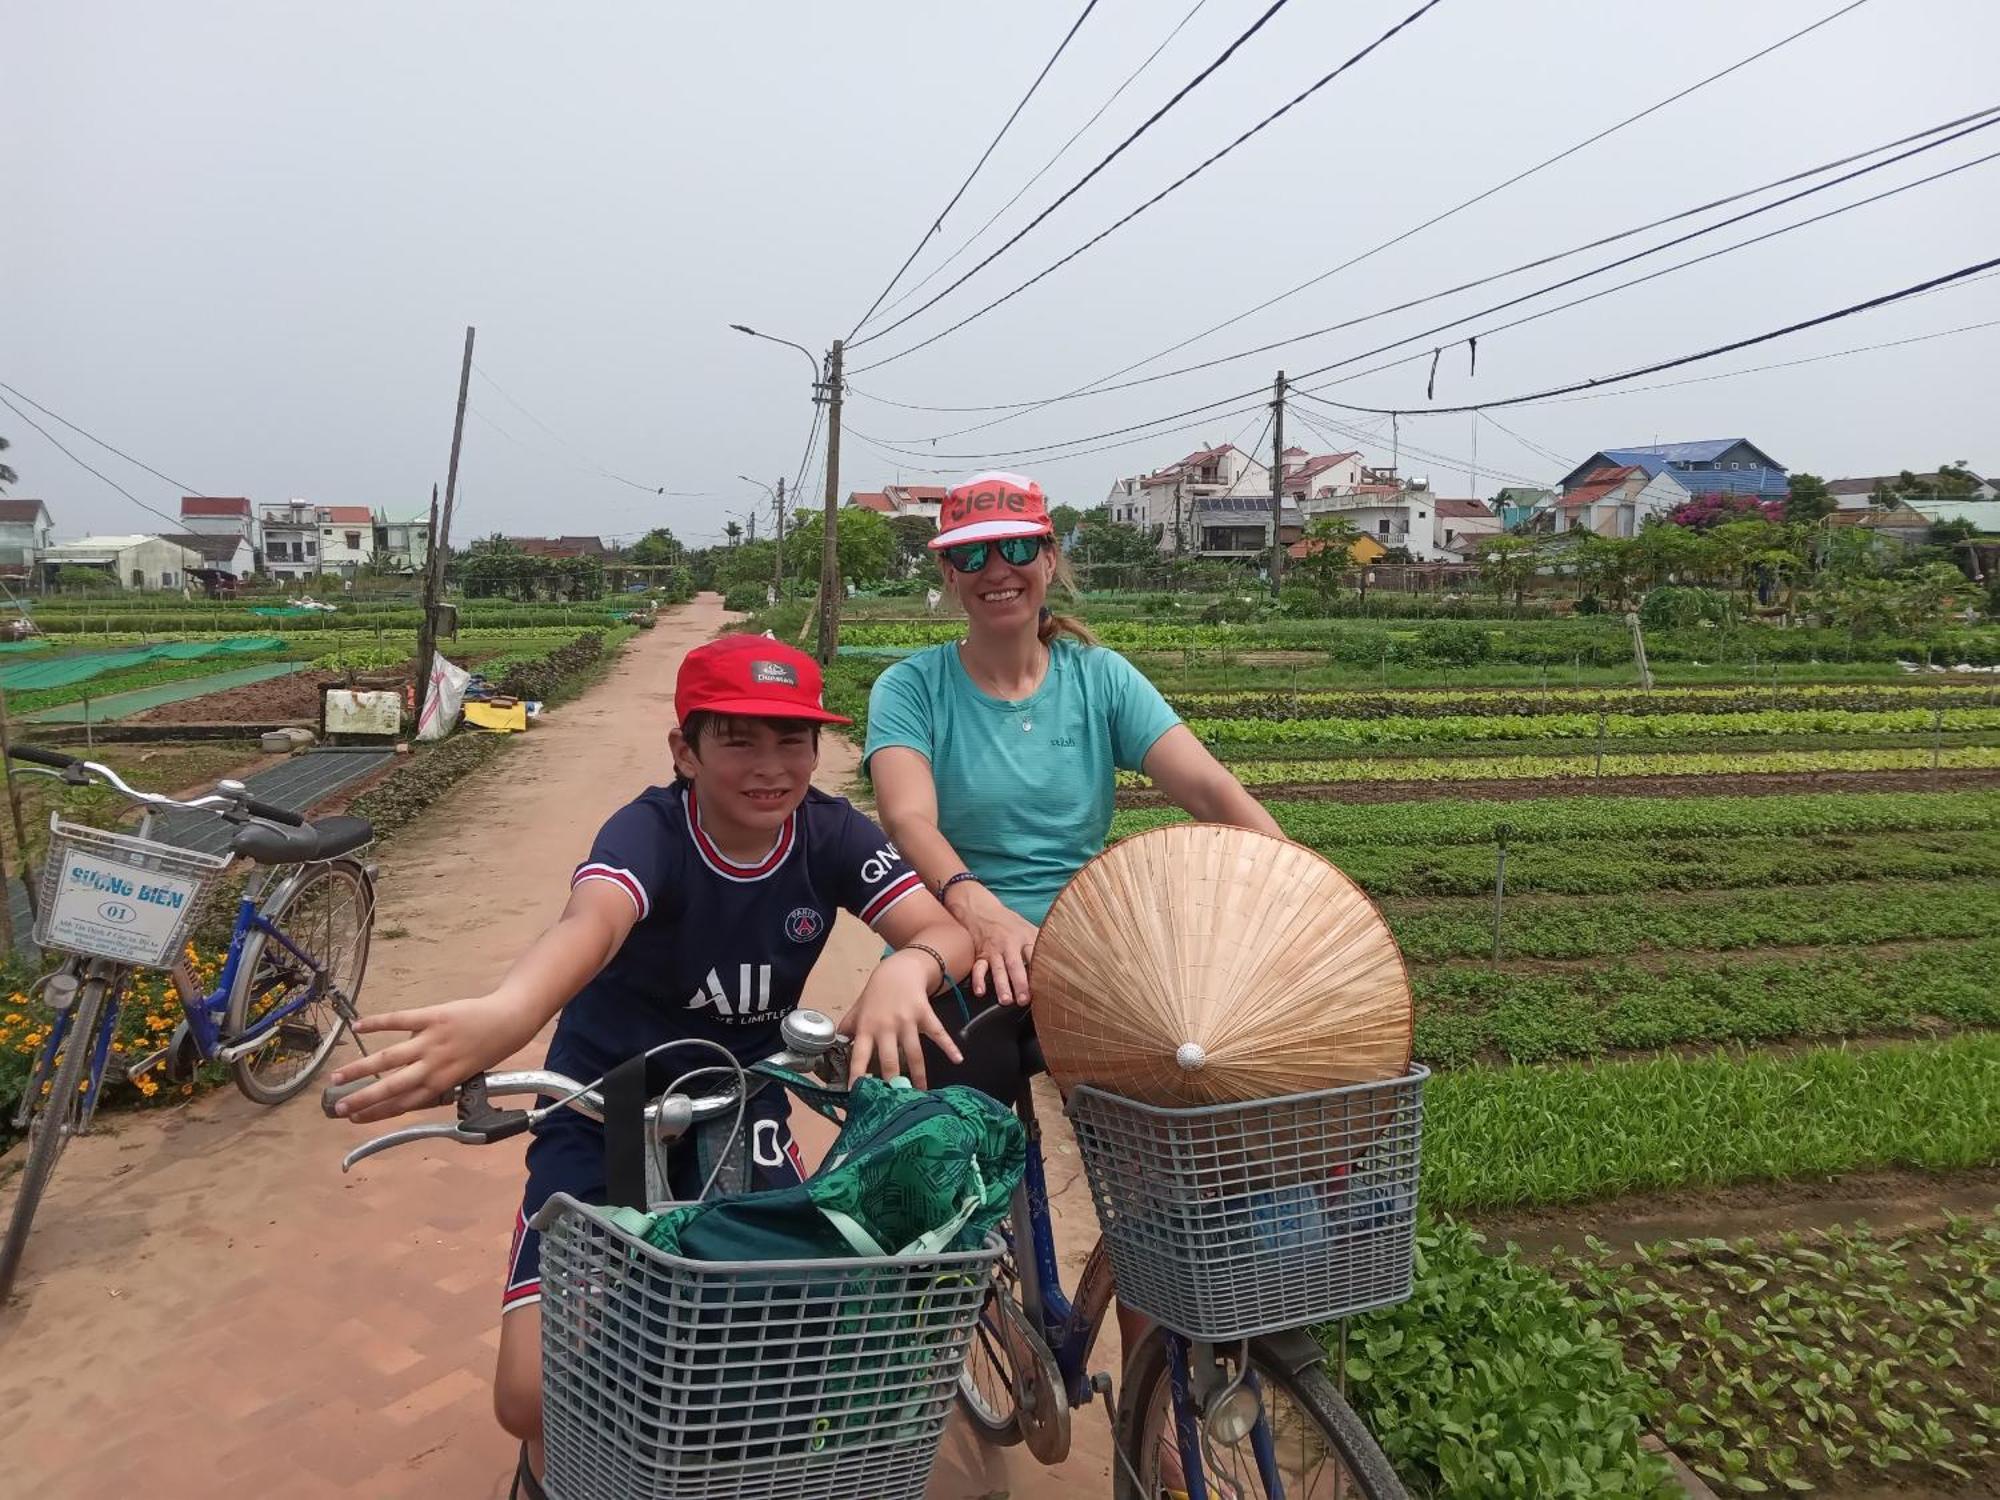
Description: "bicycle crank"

(995, 1287), (1070, 1464)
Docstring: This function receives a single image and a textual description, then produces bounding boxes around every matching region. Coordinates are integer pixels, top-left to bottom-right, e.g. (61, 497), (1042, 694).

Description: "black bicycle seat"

(231, 814), (375, 864)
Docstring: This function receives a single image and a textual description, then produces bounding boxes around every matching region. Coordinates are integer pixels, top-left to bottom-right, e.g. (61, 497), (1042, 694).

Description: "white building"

(1280, 449), (1366, 502)
(318, 505), (376, 577)
(43, 535), (202, 591)
(1298, 481), (1451, 561)
(1135, 443), (1274, 553)
(1555, 464), (1692, 537)
(1104, 475), (1146, 528)
(0, 499), (55, 580)
(261, 500), (320, 581)
(1434, 499), (1502, 557)
(178, 496), (259, 552)
(372, 511), (431, 573)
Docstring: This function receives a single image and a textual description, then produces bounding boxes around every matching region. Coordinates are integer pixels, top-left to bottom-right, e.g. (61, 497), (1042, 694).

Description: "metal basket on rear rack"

(1065, 1067), (1429, 1342)
(34, 815), (232, 970)
(532, 1193), (1003, 1500)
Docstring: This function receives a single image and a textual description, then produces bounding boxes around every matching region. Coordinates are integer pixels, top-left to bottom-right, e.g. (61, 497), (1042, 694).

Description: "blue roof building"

(1559, 439), (1787, 498)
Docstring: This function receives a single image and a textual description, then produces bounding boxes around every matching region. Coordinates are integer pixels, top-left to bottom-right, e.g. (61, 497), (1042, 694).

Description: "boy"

(327, 635), (970, 1495)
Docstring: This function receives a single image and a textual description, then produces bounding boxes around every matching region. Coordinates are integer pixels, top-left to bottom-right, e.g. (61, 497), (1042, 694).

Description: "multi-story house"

(0, 499), (55, 582)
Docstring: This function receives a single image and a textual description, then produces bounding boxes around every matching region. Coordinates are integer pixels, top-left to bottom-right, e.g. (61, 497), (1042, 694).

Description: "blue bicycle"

(0, 745), (377, 1302)
(948, 1006), (1419, 1499)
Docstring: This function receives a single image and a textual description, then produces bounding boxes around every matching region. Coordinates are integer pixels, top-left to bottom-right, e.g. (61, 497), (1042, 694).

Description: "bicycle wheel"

(957, 1257), (1027, 1445)
(1116, 1331), (1408, 1500)
(226, 858), (373, 1106)
(0, 976), (109, 1303)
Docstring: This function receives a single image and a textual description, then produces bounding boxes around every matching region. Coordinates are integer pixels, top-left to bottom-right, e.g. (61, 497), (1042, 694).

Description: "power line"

(868, 0), (1881, 417)
(847, 395), (1273, 474)
(850, 0), (1449, 370)
(866, 0), (1217, 331)
(848, 0), (1103, 339)
(471, 364), (692, 495)
(1298, 254), (2000, 417)
(845, 0), (1302, 353)
(855, 98), (1998, 433)
(0, 379), (213, 498)
(0, 390), (197, 533)
(1291, 405), (1552, 489)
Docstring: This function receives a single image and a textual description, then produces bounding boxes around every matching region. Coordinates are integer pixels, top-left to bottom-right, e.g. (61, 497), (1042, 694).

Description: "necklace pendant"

(1021, 719), (1033, 733)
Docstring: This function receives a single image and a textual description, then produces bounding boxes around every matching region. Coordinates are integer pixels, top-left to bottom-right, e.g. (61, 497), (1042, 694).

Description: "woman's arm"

(1141, 725), (1285, 839)
(871, 744), (1042, 1006)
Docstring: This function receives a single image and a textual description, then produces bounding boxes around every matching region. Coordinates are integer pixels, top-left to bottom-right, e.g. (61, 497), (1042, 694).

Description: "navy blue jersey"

(548, 782), (922, 1085)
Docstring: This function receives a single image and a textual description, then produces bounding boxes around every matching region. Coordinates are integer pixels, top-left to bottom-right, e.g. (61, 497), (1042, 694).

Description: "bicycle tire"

(956, 1260), (1030, 1446)
(0, 977), (109, 1303)
(226, 858), (373, 1106)
(1116, 1329), (1409, 1500)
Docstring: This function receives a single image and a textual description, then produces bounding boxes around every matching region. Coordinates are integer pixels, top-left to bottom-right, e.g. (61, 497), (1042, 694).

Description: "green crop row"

(1110, 788), (2000, 851)
(1563, 1216), (1999, 1493)
(1390, 879), (2000, 962)
(1422, 1033), (2000, 1212)
(1168, 683), (1998, 721)
(1125, 745), (2000, 787)
(4, 653), (290, 716)
(1186, 706), (2000, 749)
(1413, 937), (2000, 1067)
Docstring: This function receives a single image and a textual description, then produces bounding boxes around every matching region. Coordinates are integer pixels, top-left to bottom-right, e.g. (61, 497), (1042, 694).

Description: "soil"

(127, 667), (342, 725)
(1117, 766), (2000, 806)
(1467, 1165), (2000, 1261)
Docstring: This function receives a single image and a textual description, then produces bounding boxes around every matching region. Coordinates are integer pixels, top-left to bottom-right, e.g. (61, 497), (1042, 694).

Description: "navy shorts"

(503, 1089), (805, 1314)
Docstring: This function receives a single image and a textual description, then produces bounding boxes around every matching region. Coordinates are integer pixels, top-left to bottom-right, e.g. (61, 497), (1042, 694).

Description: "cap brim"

(928, 518), (1055, 550)
(679, 696), (852, 726)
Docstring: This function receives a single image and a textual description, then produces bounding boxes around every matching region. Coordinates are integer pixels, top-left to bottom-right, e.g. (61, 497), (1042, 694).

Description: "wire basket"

(34, 816), (231, 969)
(1065, 1067), (1428, 1342)
(533, 1194), (1003, 1500)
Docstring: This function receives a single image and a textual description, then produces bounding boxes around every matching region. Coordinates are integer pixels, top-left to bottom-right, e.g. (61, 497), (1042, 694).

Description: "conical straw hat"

(1030, 825), (1411, 1106)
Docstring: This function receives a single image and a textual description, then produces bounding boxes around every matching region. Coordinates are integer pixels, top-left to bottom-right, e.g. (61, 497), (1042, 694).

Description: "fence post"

(1932, 703), (1943, 787)
(1595, 709), (1607, 777)
(1491, 822), (1512, 961)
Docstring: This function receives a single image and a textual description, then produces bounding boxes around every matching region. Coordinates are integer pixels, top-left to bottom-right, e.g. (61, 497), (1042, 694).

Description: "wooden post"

(0, 681), (38, 925)
(417, 326), (475, 734)
(1491, 823), (1512, 961)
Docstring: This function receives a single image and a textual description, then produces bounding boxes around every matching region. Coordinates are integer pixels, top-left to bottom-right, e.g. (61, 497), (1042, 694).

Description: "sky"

(5, 0), (1998, 549)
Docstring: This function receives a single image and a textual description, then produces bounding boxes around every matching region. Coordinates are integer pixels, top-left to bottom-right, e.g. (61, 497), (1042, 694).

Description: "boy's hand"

(839, 952), (962, 1090)
(327, 995), (531, 1125)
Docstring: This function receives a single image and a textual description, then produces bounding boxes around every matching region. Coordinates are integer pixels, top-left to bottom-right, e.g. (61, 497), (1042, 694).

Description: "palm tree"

(724, 521), (744, 548)
(0, 435), (17, 491)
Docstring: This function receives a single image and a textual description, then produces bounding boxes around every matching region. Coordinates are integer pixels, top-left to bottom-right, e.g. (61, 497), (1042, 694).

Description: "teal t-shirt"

(863, 640), (1181, 925)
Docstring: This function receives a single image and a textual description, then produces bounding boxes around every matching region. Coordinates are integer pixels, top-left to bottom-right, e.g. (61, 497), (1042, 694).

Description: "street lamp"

(740, 474), (786, 598)
(730, 321), (843, 664)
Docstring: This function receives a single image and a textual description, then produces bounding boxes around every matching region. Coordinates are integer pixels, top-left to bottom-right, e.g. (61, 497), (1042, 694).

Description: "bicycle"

(0, 744), (377, 1302)
(324, 1009), (1003, 1500)
(947, 1005), (1427, 1500)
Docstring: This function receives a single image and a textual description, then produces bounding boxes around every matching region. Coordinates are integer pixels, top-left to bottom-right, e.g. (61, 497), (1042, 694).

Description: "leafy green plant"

(1183, 706), (2000, 750)
(1335, 1219), (1677, 1498)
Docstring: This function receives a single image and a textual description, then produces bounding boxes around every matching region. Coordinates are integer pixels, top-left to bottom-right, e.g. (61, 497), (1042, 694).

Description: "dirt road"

(0, 597), (1114, 1499)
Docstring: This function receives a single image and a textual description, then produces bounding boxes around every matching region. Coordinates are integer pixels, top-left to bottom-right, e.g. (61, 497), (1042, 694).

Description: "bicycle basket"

(34, 815), (231, 969)
(533, 1193), (1002, 1500)
(1065, 1067), (1427, 1341)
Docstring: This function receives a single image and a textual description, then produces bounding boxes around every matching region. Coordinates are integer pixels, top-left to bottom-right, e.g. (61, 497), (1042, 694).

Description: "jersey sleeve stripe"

(573, 863), (650, 920)
(860, 869), (924, 927)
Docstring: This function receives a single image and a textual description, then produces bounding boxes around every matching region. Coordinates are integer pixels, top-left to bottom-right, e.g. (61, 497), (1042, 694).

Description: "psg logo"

(784, 907), (824, 944)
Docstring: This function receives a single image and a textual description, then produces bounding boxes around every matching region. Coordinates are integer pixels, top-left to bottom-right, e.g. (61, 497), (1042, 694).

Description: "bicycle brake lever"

(340, 1122), (484, 1171)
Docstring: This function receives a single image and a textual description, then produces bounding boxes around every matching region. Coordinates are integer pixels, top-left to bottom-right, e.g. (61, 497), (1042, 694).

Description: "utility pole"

(817, 339), (844, 665)
(417, 323), (474, 734)
(1269, 370), (1287, 593)
(773, 475), (786, 600)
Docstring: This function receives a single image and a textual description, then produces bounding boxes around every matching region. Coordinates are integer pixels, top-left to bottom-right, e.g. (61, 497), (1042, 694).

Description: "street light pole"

(739, 474), (786, 601)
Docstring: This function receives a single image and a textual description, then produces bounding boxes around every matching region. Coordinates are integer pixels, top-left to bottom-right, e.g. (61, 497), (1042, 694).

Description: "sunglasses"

(942, 535), (1047, 574)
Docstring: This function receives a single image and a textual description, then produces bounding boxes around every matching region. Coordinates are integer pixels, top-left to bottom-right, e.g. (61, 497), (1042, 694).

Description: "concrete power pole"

(773, 475), (786, 601)
(1269, 370), (1287, 593)
(417, 325), (474, 733)
(817, 340), (844, 665)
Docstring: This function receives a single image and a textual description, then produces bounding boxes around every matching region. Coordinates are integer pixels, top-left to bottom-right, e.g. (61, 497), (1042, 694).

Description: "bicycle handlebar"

(6, 746), (305, 826)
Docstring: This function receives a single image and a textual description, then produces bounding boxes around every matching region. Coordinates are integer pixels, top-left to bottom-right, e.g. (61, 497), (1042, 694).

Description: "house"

(849, 491), (894, 514)
(163, 532), (256, 590)
(1825, 504), (1932, 547)
(1826, 471), (1998, 510)
(1190, 496), (1302, 559)
(178, 496), (258, 556)
(1907, 498), (2000, 533)
(847, 486), (945, 524)
(260, 500), (321, 581)
(43, 534), (202, 591)
(1288, 531), (1388, 566)
(1434, 498), (1501, 557)
(0, 499), (55, 580)
(1296, 481), (1449, 561)
(1554, 464), (1692, 537)
(1279, 450), (1365, 502)
(512, 536), (609, 560)
(1104, 476), (1147, 528)
(1135, 443), (1274, 552)
(1560, 439), (1787, 499)
(373, 512), (431, 573)
(318, 505), (376, 576)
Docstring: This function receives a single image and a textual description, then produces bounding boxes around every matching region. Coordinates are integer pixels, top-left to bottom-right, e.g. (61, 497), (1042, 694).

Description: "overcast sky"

(7, 0), (1997, 547)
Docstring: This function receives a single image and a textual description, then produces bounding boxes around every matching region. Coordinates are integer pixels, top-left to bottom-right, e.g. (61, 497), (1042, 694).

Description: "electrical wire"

(864, 0), (1216, 330)
(854, 99), (1999, 433)
(860, 0), (1882, 415)
(845, 0), (1302, 353)
(1298, 253), (2000, 416)
(850, 0), (1449, 368)
(0, 390), (198, 533)
(1292, 405), (1552, 489)
(0, 380), (217, 499)
(848, 0), (1104, 339)
(471, 364), (693, 495)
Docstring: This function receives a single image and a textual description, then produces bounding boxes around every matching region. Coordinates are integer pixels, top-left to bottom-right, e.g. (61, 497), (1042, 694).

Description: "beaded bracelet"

(937, 871), (985, 902)
(901, 941), (950, 992)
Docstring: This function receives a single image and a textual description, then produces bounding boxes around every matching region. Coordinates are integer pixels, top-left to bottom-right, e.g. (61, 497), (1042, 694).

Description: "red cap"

(675, 636), (850, 725)
(930, 471), (1056, 550)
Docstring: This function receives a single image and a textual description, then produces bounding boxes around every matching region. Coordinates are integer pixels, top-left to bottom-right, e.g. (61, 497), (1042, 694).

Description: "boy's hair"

(677, 711), (823, 757)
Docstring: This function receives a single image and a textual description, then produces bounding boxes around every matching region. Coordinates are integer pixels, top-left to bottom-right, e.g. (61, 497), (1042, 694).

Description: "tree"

(55, 564), (110, 592)
(1292, 516), (1362, 601)
(628, 528), (681, 566)
(1669, 493), (1785, 531)
(1571, 533), (1642, 611)
(1048, 503), (1083, 540)
(1071, 516), (1163, 588)
(1893, 463), (1980, 501)
(1631, 517), (1704, 587)
(887, 514), (935, 573)
(0, 435), (15, 491)
(785, 507), (896, 587)
(1476, 534), (1543, 610)
(723, 521), (743, 547)
(1783, 472), (1837, 524)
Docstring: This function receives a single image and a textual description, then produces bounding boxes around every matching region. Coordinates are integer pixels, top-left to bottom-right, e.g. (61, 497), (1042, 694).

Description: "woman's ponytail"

(1038, 550), (1099, 647)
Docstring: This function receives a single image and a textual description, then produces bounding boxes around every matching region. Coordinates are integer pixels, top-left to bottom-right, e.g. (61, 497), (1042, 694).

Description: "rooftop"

(0, 499), (50, 523)
(180, 496), (252, 518)
(1434, 498), (1496, 519)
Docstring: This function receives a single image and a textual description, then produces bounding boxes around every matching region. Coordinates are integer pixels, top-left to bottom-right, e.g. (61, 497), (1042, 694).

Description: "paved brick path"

(0, 601), (1118, 1499)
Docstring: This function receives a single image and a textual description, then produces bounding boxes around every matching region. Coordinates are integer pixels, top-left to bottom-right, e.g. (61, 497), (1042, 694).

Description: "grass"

(1412, 937), (2000, 1066)
(1132, 745), (2000, 786)
(1422, 1033), (2000, 1213)
(1134, 655), (1928, 693)
(1184, 707), (2000, 750)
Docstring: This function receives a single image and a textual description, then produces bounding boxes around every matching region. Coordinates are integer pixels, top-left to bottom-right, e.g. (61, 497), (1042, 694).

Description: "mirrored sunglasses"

(942, 535), (1047, 574)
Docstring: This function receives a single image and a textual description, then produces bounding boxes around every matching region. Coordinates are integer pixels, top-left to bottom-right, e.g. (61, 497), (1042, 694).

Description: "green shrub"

(1413, 622), (1492, 665)
(1640, 585), (1729, 630)
(722, 584), (765, 613)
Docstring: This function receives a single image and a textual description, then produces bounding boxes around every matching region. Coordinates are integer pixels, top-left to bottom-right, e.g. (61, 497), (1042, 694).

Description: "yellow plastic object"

(463, 699), (528, 733)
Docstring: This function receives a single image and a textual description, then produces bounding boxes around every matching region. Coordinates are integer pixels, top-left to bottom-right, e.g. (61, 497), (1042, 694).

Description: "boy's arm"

(328, 881), (639, 1124)
(841, 891), (973, 1089)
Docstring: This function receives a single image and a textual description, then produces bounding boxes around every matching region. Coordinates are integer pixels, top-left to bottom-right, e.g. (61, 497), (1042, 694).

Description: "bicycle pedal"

(162, 1024), (201, 1083)
(125, 1047), (169, 1083)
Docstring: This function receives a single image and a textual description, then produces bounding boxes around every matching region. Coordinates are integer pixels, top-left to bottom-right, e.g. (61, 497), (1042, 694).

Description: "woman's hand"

(839, 951), (962, 1089)
(947, 882), (1041, 1007)
(327, 995), (535, 1125)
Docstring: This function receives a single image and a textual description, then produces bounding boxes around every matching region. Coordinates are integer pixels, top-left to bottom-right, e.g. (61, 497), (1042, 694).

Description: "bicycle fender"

(1255, 1327), (1327, 1376)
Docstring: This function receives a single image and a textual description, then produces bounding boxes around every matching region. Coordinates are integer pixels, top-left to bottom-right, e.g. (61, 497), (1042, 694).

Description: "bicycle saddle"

(231, 814), (375, 864)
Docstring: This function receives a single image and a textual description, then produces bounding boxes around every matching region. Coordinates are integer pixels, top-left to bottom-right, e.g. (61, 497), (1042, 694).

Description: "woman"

(863, 470), (1283, 1101)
